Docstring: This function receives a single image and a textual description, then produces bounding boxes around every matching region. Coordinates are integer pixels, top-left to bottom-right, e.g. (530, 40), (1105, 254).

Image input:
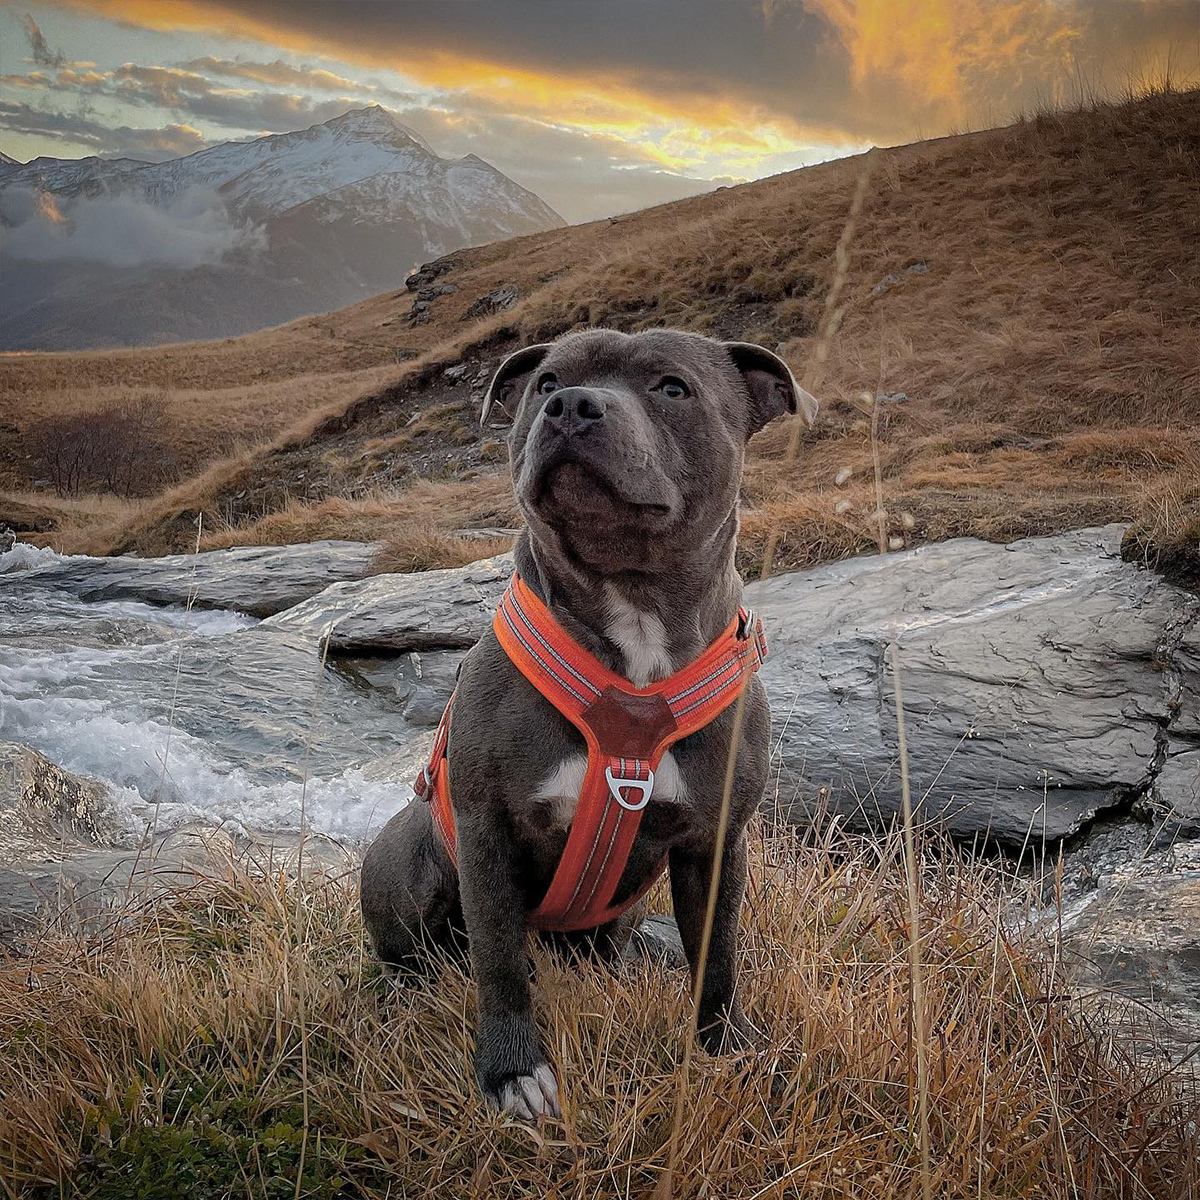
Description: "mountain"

(0, 107), (564, 351)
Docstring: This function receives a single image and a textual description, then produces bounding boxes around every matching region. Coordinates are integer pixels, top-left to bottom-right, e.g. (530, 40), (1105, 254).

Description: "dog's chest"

(533, 750), (688, 828)
(530, 592), (695, 828)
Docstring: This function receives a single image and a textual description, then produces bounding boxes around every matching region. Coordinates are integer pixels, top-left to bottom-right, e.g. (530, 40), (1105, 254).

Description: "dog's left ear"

(725, 342), (818, 435)
(480, 343), (552, 429)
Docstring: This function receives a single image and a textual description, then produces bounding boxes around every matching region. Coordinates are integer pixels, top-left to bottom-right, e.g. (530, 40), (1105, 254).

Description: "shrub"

(30, 397), (179, 498)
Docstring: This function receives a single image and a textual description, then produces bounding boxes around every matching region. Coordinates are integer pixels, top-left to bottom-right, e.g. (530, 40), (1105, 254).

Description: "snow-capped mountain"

(0, 107), (563, 350)
(2, 154), (151, 190)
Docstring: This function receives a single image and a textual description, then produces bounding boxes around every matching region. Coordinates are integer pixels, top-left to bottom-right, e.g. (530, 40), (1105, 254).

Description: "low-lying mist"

(0, 184), (266, 268)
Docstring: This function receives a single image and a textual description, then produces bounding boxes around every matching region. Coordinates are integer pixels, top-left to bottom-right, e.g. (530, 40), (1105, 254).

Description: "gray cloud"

(107, 63), (365, 130)
(0, 183), (265, 266)
(13, 0), (1196, 224)
(176, 56), (411, 103)
(394, 103), (713, 221)
(20, 12), (64, 69)
(0, 100), (208, 159)
(2, 60), (390, 135)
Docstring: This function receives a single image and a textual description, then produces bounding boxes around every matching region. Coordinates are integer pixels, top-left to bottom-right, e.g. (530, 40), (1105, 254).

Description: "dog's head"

(481, 328), (816, 573)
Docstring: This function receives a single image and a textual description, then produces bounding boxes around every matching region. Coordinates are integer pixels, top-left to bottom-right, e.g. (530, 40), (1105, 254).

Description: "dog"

(361, 328), (816, 1120)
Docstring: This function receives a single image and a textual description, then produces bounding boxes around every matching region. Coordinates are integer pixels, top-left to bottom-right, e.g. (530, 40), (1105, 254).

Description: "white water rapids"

(0, 543), (418, 844)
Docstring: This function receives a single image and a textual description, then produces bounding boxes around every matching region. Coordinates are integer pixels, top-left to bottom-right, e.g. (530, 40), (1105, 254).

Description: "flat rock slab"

(754, 525), (1200, 845)
(284, 528), (1200, 847)
(265, 555), (511, 650)
(11, 540), (382, 617)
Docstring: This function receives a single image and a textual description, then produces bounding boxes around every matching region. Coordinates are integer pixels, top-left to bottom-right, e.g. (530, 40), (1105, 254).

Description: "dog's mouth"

(535, 459), (673, 520)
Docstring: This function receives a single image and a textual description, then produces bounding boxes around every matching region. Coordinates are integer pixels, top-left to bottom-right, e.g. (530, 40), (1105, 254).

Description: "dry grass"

(5, 88), (1199, 567)
(194, 478), (520, 575)
(0, 360), (401, 494)
(1, 819), (1196, 1200)
(1121, 473), (1200, 588)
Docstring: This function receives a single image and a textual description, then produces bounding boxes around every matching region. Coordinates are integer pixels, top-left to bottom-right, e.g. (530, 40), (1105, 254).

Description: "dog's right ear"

(480, 344), (552, 429)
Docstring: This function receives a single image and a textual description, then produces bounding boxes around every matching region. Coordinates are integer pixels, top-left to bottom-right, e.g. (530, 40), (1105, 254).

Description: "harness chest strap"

(414, 575), (768, 933)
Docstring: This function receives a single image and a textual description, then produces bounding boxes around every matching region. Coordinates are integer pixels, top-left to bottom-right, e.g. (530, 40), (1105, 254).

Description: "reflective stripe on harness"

(416, 574), (767, 932)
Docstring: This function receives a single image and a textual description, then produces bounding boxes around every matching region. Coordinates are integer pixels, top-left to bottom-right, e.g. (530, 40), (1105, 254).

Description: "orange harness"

(414, 575), (768, 932)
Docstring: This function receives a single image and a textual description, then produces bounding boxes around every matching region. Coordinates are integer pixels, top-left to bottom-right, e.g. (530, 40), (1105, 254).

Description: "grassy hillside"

(3, 88), (1198, 578)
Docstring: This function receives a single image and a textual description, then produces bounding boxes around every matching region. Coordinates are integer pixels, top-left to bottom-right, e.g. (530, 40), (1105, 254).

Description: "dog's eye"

(654, 376), (690, 400)
(536, 373), (559, 396)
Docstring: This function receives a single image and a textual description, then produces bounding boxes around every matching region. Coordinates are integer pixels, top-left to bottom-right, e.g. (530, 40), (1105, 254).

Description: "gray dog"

(361, 327), (815, 1119)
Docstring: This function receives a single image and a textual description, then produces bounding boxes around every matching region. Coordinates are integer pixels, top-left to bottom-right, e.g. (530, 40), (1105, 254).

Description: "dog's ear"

(481, 343), (552, 429)
(725, 342), (818, 435)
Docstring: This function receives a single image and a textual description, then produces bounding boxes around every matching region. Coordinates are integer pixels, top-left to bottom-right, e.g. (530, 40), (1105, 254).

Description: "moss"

(55, 1076), (385, 1200)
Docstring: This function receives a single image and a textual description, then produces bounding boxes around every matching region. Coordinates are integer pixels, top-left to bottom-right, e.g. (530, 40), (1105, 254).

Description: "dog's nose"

(542, 387), (606, 431)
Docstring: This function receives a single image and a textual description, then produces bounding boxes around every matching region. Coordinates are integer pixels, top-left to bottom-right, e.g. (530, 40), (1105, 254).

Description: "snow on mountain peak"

(324, 106), (435, 155)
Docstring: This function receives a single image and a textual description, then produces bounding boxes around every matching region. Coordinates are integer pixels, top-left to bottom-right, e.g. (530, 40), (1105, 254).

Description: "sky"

(1, 0), (1198, 222)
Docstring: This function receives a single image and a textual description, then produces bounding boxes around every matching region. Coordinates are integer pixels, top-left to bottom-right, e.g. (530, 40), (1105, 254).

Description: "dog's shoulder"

(447, 628), (583, 809)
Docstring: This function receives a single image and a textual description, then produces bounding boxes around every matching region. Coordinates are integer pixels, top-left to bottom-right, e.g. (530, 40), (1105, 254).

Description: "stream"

(0, 543), (421, 844)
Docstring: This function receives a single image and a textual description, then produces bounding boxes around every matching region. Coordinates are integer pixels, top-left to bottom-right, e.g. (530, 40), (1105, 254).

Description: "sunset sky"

(2, 0), (1198, 221)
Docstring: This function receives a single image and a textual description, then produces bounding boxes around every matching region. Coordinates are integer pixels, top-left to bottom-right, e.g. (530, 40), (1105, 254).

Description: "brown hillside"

(3, 88), (1198, 577)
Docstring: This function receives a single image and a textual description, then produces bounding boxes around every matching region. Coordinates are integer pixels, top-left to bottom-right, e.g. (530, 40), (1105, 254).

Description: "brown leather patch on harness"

(582, 685), (677, 758)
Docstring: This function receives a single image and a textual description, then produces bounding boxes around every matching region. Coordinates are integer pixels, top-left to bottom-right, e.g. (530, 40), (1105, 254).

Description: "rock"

(876, 391), (908, 405)
(1059, 867), (1200, 1057)
(0, 821), (354, 942)
(1157, 616), (1200, 836)
(464, 283), (519, 320)
(0, 526), (14, 553)
(0, 743), (359, 942)
(405, 259), (455, 291)
(0, 741), (119, 860)
(332, 649), (466, 727)
(444, 363), (472, 383)
(0, 498), (55, 534)
(452, 527), (521, 541)
(756, 525), (1199, 845)
(11, 540), (382, 617)
(285, 528), (1200, 848)
(416, 282), (458, 302)
(907, 260), (929, 273)
(630, 914), (687, 969)
(265, 555), (511, 651)
(871, 272), (901, 296)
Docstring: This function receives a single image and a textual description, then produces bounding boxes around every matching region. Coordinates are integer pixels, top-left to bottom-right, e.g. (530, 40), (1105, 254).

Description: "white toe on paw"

(499, 1066), (561, 1120)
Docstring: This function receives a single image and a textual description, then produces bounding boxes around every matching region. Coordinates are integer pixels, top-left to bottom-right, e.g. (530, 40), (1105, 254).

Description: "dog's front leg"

(670, 830), (756, 1054)
(456, 805), (561, 1120)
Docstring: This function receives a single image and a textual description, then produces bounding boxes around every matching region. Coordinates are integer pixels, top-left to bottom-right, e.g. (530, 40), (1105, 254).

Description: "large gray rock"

(10, 540), (382, 617)
(265, 555), (511, 650)
(284, 528), (1200, 847)
(755, 525), (1199, 845)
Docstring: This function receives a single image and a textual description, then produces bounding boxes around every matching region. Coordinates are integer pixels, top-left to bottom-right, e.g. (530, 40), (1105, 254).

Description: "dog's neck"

(512, 514), (744, 687)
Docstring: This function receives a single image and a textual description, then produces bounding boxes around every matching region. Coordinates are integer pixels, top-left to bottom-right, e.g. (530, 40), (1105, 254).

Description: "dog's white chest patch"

(534, 751), (687, 828)
(602, 585), (673, 687)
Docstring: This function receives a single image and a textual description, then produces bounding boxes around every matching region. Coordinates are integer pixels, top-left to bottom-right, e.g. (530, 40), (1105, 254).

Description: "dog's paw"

(698, 1008), (761, 1056)
(475, 1017), (562, 1121)
(494, 1064), (561, 1120)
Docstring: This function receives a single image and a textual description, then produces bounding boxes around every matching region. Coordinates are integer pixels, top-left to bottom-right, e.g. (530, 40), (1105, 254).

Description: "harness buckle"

(604, 765), (655, 811)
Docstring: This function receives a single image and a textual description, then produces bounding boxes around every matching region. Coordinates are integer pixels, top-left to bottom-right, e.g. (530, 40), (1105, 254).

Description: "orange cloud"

(39, 0), (1200, 161)
(805, 0), (1198, 122)
(44, 0), (854, 159)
